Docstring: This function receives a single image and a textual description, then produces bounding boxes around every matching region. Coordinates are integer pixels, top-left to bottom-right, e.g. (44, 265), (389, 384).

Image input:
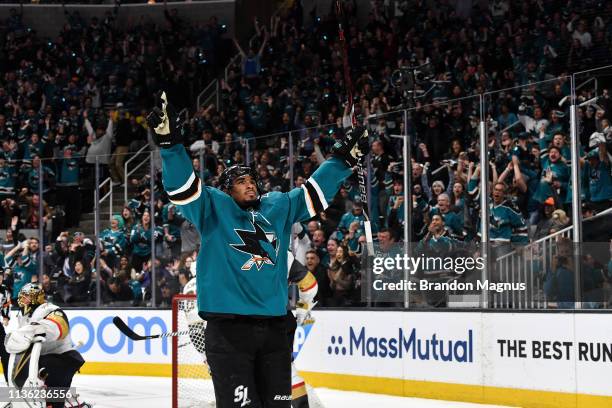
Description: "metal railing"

(72, 64), (612, 309)
(123, 143), (152, 204)
(493, 227), (572, 309)
(98, 176), (114, 223)
(196, 79), (220, 111)
(493, 207), (612, 309)
(123, 108), (187, 203)
(575, 76), (598, 95)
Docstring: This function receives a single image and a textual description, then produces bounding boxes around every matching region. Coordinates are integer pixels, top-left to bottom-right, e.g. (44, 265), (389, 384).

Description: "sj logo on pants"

(234, 385), (251, 407)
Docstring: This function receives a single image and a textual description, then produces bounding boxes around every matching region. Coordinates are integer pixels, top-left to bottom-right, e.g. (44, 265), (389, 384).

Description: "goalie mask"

(18, 283), (45, 316)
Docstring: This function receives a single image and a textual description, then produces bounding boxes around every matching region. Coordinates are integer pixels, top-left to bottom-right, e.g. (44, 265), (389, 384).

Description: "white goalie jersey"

(6, 302), (76, 356)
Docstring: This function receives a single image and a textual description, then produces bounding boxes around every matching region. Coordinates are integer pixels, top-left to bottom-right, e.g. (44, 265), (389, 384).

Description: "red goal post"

(172, 294), (215, 408)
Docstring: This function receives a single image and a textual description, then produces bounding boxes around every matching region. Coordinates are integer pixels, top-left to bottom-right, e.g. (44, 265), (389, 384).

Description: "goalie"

(287, 250), (318, 408)
(4, 283), (85, 408)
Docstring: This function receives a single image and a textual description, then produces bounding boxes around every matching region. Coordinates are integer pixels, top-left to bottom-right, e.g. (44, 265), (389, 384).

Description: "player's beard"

(240, 197), (260, 209)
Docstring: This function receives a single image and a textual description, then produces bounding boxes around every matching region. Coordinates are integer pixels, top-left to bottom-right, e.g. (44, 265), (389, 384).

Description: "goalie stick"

(113, 316), (203, 341)
(336, 0), (375, 254)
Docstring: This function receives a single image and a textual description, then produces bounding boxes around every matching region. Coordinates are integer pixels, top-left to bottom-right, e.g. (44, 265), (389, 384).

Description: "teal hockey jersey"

(476, 202), (528, 243)
(100, 228), (127, 258)
(57, 158), (80, 187)
(160, 144), (352, 316)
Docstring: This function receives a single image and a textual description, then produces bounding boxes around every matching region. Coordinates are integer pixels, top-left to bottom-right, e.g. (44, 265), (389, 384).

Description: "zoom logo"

(70, 315), (168, 355)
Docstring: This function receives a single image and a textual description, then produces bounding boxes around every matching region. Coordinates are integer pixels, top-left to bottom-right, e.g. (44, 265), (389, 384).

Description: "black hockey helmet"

(219, 165), (263, 195)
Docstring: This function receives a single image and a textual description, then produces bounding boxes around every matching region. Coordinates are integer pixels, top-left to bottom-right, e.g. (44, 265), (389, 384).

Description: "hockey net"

(172, 294), (215, 408)
(172, 294), (326, 408)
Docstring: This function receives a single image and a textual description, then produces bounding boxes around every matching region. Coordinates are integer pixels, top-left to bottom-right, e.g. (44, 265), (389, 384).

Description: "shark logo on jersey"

(231, 221), (279, 271)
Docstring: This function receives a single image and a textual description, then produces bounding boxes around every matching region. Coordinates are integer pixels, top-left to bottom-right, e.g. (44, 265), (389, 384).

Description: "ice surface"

(71, 375), (513, 408)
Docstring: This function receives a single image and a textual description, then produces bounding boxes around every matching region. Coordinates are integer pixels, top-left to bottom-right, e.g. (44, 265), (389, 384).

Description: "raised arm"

(258, 32), (268, 57)
(147, 91), (212, 233)
(233, 38), (246, 58)
(599, 140), (608, 163)
(287, 127), (369, 224)
(511, 156), (528, 193)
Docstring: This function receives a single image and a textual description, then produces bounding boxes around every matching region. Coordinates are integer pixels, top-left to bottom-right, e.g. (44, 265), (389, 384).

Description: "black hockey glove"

(331, 126), (370, 167)
(146, 91), (183, 148)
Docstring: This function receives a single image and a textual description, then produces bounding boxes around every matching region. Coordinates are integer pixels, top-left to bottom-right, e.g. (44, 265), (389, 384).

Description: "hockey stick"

(336, 0), (375, 254)
(113, 316), (203, 341)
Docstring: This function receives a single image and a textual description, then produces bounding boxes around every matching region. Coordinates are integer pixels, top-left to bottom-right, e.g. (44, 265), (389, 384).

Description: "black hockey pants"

(205, 315), (292, 408)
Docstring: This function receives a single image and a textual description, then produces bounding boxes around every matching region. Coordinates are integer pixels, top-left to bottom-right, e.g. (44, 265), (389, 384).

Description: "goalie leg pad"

(38, 351), (85, 408)
(10, 344), (34, 388)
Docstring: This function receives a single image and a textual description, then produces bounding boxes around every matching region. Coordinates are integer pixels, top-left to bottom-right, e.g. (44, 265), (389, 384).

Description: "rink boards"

(296, 310), (612, 408)
(7, 308), (609, 408)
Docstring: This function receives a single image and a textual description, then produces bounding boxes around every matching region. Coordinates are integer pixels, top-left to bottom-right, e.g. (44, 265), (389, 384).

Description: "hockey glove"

(5, 324), (46, 354)
(146, 91), (183, 148)
(331, 126), (370, 168)
(295, 301), (317, 326)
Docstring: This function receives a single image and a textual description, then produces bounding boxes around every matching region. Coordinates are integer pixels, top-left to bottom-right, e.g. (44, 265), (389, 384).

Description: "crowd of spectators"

(0, 0), (612, 309)
(0, 3), (225, 305)
(179, 0), (612, 307)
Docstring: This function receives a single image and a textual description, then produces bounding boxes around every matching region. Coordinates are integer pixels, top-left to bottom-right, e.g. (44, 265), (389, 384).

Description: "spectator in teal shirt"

(25, 156), (55, 195)
(0, 157), (15, 199)
(338, 200), (367, 237)
(100, 215), (128, 269)
(247, 94), (268, 135)
(129, 211), (162, 272)
(584, 143), (612, 211)
(56, 147), (81, 228)
(4, 238), (38, 298)
(534, 146), (569, 203)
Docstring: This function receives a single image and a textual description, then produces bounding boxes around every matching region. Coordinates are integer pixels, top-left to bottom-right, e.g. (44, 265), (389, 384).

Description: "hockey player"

(0, 272), (10, 383)
(4, 283), (85, 408)
(286, 251), (318, 408)
(147, 91), (368, 408)
(180, 251), (320, 408)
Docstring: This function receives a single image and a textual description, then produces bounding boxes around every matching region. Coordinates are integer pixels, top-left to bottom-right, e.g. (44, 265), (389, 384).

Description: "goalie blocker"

(5, 283), (84, 408)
